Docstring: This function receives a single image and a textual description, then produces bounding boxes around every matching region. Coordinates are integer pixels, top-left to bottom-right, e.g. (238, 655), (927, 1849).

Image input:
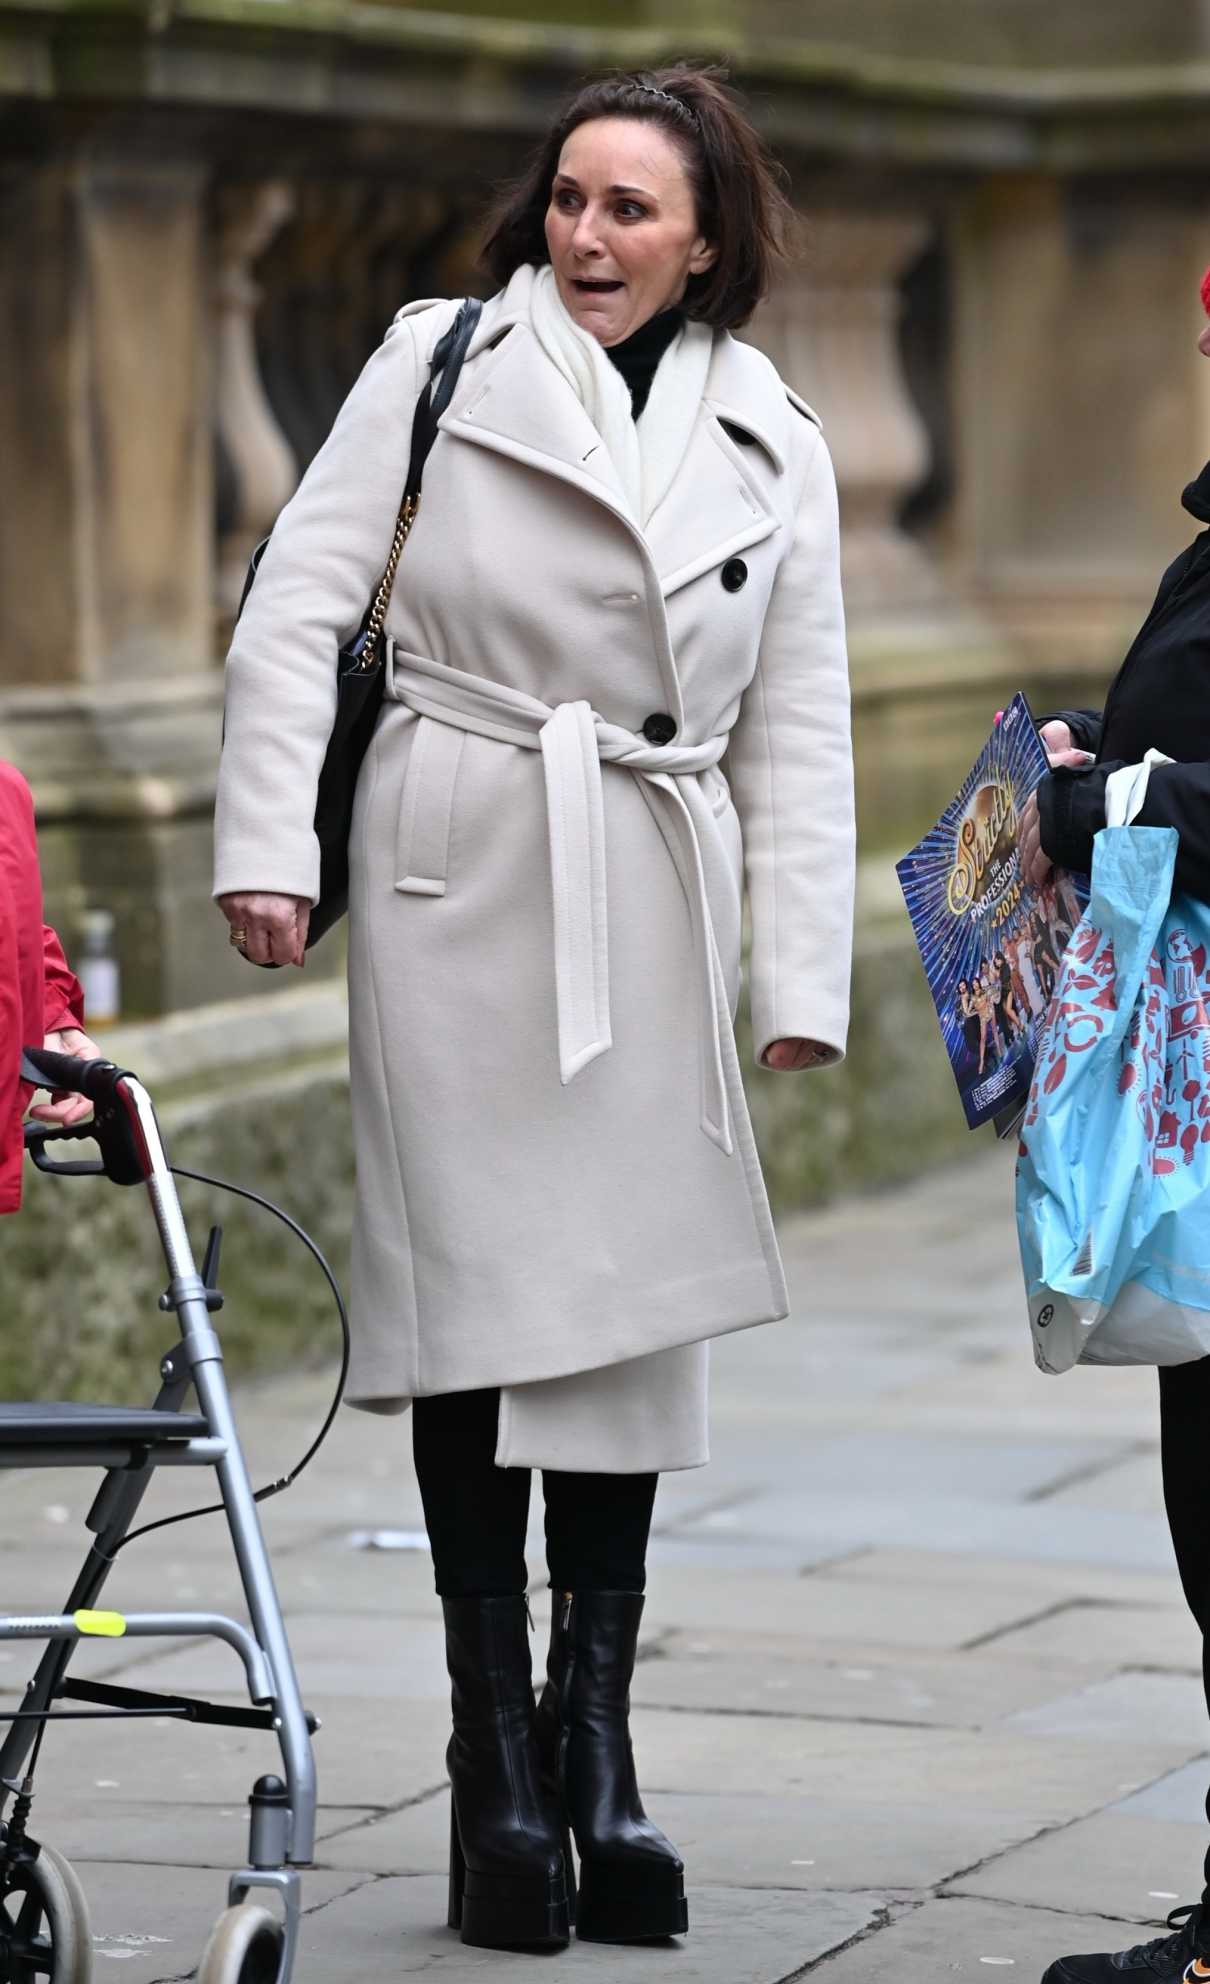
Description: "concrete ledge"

(100, 979), (350, 1093)
(9, 3), (1210, 168)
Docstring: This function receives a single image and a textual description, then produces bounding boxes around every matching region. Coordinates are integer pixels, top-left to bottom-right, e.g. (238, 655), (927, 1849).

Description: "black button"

(642, 713), (677, 746)
(721, 559), (748, 592)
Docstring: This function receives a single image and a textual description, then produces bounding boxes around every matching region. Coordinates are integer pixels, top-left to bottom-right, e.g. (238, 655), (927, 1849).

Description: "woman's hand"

(28, 1025), (104, 1126)
(218, 891), (311, 969)
(763, 1038), (831, 1072)
(1024, 722), (1095, 892)
(1038, 719), (1094, 772)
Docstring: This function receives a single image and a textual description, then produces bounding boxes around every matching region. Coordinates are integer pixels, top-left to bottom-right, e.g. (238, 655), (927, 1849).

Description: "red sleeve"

(0, 764), (45, 1214)
(42, 923), (85, 1035)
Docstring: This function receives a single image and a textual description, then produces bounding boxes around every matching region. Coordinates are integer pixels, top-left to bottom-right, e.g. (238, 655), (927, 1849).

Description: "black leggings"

(412, 1387), (659, 1600)
(1159, 1359), (1210, 1899)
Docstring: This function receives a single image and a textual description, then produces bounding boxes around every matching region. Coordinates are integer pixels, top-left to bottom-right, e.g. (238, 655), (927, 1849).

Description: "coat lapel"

(648, 332), (796, 597)
(646, 416), (778, 597)
(440, 317), (634, 525)
(440, 283), (795, 648)
(440, 311), (685, 726)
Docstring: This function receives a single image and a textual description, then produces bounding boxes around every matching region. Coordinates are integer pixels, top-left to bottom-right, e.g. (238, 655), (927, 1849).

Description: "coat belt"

(385, 644), (734, 1154)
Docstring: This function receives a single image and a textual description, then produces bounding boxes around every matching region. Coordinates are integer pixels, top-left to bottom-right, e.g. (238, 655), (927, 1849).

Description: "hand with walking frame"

(26, 1025), (104, 1127)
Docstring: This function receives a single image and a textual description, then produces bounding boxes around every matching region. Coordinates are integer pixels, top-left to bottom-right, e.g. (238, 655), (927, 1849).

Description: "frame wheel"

(197, 1904), (283, 1984)
(0, 1838), (91, 1982)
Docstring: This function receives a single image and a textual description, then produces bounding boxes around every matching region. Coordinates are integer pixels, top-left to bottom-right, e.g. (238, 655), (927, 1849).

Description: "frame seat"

(0, 1403), (209, 1446)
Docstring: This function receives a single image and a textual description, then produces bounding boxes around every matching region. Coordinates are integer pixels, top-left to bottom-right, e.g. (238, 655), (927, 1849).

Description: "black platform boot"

(1042, 1904), (1210, 1984)
(537, 1589), (688, 1943)
(443, 1595), (570, 1950)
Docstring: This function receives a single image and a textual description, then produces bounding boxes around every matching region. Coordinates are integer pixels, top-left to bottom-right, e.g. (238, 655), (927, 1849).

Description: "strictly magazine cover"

(896, 694), (1086, 1132)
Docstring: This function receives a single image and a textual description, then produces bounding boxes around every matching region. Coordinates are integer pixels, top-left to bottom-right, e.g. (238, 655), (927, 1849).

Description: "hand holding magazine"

(896, 694), (1086, 1132)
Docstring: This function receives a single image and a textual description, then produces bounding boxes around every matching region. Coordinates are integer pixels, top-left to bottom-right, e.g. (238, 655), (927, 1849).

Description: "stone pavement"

(3, 1143), (1207, 1981)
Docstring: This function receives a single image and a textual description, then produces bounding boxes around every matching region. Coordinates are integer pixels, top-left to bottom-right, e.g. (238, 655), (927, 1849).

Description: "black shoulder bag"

(234, 296), (483, 953)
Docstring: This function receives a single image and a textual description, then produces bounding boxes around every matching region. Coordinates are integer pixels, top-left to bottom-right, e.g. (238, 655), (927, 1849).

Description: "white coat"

(214, 264), (855, 1471)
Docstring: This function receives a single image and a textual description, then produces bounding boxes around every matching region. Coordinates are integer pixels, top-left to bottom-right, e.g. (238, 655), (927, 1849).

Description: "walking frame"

(0, 1047), (320, 1984)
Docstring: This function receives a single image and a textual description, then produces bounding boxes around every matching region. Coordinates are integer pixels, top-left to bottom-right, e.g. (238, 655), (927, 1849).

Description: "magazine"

(895, 693), (1087, 1132)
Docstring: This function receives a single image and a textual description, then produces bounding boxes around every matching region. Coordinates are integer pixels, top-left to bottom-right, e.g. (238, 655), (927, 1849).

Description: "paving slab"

(952, 1809), (1210, 1922)
(94, 1610), (452, 1702)
(1002, 1672), (1206, 1745)
(969, 1601), (1201, 1674)
(51, 1861), (365, 1983)
(300, 1876), (890, 1982)
(1041, 1452), (1169, 1516)
(312, 1779), (1101, 1895)
(668, 1489), (1176, 1575)
(801, 1895), (1164, 1984)
(1116, 1758), (1210, 1824)
(829, 1547), (1180, 1610)
(626, 1708), (1190, 1811)
(17, 1697), (448, 1814)
(629, 1633), (1111, 1727)
(640, 1562), (1076, 1648)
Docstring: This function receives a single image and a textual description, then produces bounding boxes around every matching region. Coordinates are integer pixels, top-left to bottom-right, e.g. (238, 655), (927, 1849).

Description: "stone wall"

(745, 0), (1210, 66)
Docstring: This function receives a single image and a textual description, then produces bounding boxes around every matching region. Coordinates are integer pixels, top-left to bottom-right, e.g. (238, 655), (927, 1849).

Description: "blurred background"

(3, 0), (1210, 1387)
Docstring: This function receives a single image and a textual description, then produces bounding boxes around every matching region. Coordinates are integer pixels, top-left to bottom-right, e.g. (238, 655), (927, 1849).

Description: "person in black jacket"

(1025, 291), (1210, 1984)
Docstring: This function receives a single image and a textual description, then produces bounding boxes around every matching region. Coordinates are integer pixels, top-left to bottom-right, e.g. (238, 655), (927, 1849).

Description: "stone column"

(752, 205), (1018, 860)
(951, 174), (1207, 674)
(213, 180), (298, 622)
(753, 211), (938, 618)
(0, 152), (325, 1015)
(0, 156), (211, 686)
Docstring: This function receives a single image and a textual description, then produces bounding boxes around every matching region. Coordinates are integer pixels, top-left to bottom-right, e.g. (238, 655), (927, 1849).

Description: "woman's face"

(545, 116), (718, 347)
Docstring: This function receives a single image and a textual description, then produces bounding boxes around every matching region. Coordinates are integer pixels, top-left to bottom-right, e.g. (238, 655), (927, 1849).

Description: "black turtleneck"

(604, 309), (682, 418)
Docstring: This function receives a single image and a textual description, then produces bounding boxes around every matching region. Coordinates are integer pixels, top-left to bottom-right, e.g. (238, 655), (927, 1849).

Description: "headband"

(633, 81), (699, 123)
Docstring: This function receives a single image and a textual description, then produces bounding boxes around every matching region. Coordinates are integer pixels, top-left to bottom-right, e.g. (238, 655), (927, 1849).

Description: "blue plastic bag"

(1016, 820), (1210, 1372)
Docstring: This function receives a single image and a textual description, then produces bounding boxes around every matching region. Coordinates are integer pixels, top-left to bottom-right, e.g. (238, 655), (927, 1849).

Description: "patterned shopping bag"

(1017, 818), (1210, 1372)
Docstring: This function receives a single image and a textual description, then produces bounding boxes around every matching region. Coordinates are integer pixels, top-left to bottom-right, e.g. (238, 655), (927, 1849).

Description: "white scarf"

(528, 263), (714, 526)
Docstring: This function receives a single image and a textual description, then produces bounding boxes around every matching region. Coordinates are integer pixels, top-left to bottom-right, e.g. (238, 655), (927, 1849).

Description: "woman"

(1031, 906), (1060, 1003)
(971, 968), (998, 1074)
(215, 64), (854, 1953)
(1, 759), (97, 1210)
(992, 949), (1020, 1045)
(955, 976), (980, 1070)
(1023, 272), (1210, 1984)
(1004, 928), (1031, 1025)
(1013, 914), (1046, 1019)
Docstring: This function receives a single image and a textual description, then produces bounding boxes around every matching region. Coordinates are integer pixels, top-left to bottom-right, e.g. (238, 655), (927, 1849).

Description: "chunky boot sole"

(574, 1858), (688, 1943)
(448, 1806), (570, 1950)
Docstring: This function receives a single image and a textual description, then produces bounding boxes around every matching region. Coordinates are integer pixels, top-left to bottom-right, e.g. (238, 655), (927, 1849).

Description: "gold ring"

(228, 925), (248, 949)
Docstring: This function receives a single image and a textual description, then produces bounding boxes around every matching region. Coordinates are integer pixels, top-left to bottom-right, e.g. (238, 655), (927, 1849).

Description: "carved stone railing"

(213, 181), (298, 623)
(752, 211), (939, 618)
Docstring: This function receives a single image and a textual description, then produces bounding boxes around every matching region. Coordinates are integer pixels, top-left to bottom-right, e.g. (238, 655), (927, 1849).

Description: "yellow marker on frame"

(73, 1610), (126, 1638)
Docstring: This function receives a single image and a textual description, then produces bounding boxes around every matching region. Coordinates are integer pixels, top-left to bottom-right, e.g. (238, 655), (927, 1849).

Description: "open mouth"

(572, 278), (624, 296)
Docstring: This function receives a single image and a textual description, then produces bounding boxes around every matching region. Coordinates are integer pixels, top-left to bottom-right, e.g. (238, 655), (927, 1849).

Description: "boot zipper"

(557, 1592), (574, 1798)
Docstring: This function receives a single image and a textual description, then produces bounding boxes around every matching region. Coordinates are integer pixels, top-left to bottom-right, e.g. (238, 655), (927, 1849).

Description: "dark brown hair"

(480, 65), (795, 330)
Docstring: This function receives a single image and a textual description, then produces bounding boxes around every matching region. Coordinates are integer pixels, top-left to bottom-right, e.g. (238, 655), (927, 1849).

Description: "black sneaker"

(1044, 1906), (1210, 1984)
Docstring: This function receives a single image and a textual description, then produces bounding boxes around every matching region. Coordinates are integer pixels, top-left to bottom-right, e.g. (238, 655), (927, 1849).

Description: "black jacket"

(1038, 462), (1210, 900)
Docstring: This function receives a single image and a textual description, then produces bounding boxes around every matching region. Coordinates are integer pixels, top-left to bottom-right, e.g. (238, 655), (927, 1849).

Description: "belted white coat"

(214, 264), (855, 1472)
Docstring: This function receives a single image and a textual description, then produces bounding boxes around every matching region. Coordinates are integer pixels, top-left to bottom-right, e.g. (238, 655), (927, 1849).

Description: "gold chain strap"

(358, 493), (419, 672)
